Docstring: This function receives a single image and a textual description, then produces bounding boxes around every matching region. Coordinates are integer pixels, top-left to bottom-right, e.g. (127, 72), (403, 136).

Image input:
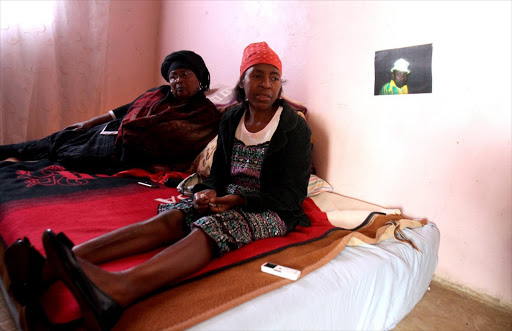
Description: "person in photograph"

(380, 58), (410, 95)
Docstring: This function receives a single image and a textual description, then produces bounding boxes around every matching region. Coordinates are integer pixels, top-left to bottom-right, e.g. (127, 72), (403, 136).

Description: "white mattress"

(191, 222), (440, 330)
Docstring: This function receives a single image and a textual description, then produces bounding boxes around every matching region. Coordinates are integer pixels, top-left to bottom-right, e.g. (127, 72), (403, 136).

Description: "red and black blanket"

(0, 160), (336, 326)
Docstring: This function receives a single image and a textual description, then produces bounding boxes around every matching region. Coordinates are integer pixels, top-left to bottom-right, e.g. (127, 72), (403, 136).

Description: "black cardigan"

(194, 100), (312, 232)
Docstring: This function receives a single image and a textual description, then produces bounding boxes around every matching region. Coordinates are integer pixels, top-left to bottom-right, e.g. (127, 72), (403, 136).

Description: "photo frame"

(374, 44), (433, 95)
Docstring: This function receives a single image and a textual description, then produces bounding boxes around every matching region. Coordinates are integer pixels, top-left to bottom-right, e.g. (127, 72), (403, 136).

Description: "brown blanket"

(112, 213), (426, 330)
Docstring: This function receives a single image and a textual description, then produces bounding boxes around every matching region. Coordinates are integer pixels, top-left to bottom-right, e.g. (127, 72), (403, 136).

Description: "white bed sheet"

(191, 222), (440, 330)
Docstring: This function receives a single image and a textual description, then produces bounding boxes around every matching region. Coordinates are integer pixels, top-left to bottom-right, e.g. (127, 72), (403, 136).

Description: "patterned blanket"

(0, 160), (336, 327)
(0, 160), (425, 329)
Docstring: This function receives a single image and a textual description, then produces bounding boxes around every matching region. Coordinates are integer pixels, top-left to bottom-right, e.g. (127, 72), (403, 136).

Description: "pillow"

(187, 135), (217, 178)
(307, 174), (334, 197)
(205, 85), (237, 114)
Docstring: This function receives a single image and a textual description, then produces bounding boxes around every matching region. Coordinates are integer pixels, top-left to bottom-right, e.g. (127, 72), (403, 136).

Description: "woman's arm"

(64, 87), (161, 131)
(65, 112), (115, 131)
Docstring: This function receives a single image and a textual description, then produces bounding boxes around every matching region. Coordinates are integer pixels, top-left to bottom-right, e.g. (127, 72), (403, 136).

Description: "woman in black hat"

(0, 51), (221, 174)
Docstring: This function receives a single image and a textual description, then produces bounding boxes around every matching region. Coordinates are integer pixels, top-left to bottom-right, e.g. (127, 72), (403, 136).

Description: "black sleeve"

(111, 103), (133, 119)
(242, 117), (311, 213)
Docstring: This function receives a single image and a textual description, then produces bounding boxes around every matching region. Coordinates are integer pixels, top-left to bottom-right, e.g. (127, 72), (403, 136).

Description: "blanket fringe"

(386, 220), (422, 254)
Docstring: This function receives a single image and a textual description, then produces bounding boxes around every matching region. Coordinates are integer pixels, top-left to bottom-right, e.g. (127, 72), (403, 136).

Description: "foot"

(4, 237), (47, 305)
(42, 229), (122, 331)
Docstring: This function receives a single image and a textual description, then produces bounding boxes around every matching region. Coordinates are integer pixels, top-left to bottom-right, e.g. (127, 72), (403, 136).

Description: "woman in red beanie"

(5, 42), (312, 330)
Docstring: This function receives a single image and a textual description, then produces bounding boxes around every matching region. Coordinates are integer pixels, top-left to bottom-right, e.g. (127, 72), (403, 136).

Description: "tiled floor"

(0, 279), (511, 330)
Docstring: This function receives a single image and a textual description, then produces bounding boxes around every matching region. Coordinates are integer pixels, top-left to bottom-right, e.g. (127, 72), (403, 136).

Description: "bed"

(0, 158), (439, 330)
(0, 89), (439, 330)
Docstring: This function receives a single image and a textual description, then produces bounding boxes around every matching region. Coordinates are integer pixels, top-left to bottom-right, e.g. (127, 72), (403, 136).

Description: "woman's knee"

(157, 209), (186, 239)
(189, 228), (217, 260)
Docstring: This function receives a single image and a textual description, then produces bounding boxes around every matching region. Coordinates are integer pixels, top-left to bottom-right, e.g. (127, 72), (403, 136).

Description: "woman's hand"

(65, 120), (92, 131)
(193, 189), (217, 214)
(208, 194), (246, 213)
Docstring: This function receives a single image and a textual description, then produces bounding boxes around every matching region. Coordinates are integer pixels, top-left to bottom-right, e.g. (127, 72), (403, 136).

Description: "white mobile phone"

(261, 262), (301, 281)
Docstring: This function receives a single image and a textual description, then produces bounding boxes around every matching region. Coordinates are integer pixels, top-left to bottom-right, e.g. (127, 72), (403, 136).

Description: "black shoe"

(42, 229), (122, 331)
(4, 237), (46, 306)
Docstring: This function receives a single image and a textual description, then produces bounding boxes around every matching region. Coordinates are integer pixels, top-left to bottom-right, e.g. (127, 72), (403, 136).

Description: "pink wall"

(158, 1), (511, 303)
(103, 1), (161, 113)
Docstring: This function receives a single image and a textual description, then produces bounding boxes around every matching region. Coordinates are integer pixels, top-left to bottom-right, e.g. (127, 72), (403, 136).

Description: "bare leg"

(78, 227), (215, 307)
(41, 209), (186, 284)
(73, 209), (187, 264)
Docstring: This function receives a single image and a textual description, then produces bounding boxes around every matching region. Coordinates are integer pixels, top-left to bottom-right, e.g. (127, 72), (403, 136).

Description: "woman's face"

(169, 69), (200, 100)
(241, 64), (281, 111)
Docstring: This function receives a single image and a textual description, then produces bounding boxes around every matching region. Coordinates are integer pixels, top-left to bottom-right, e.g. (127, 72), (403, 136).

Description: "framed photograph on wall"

(374, 43), (433, 96)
